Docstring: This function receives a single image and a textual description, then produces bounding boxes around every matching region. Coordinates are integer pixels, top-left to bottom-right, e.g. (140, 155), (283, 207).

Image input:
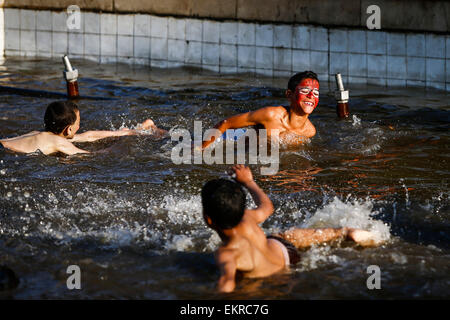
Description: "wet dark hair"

(287, 71), (319, 92)
(201, 179), (246, 230)
(44, 101), (79, 134)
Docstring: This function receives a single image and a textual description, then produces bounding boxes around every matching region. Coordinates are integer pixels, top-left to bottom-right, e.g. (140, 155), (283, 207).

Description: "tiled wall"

(2, 8), (450, 91)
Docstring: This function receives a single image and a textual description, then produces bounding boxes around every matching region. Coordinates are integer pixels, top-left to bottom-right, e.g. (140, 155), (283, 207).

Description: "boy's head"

(287, 71), (320, 114)
(201, 179), (246, 230)
(44, 101), (80, 138)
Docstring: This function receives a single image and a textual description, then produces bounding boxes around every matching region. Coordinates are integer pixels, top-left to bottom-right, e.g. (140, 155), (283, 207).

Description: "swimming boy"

(0, 100), (166, 155)
(201, 71), (320, 149)
(202, 164), (381, 293)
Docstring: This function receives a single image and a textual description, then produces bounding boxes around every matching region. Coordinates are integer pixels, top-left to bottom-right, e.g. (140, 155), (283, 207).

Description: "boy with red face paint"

(202, 71), (319, 149)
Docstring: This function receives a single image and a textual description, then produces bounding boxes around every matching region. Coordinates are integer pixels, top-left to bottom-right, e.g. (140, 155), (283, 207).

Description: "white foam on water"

(299, 196), (391, 243)
(296, 245), (345, 272)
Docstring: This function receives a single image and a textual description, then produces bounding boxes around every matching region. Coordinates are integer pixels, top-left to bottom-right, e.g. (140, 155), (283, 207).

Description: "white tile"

(101, 14), (117, 35)
(238, 22), (255, 46)
(292, 25), (310, 50)
(202, 43), (220, 65)
(292, 49), (310, 71)
(367, 54), (386, 78)
(220, 22), (238, 44)
(84, 55), (100, 63)
(255, 24), (273, 47)
(238, 45), (255, 68)
(151, 16), (168, 38)
(310, 26), (328, 52)
(20, 30), (35, 52)
(387, 56), (406, 79)
(167, 61), (184, 68)
(68, 32), (84, 55)
(237, 67), (255, 75)
(447, 59), (450, 82)
(203, 65), (219, 73)
(367, 77), (386, 87)
(5, 8), (20, 29)
(426, 82), (446, 91)
(52, 32), (68, 54)
(348, 30), (366, 53)
(36, 31), (52, 52)
(387, 33), (406, 56)
(151, 37), (167, 60)
(348, 53), (367, 77)
(255, 68), (273, 77)
(36, 11), (52, 31)
(151, 59), (168, 68)
(134, 14), (150, 37)
(117, 56), (134, 65)
(100, 56), (117, 64)
(133, 36), (150, 58)
(348, 76), (367, 85)
(186, 18), (202, 42)
(117, 15), (134, 36)
(330, 29), (347, 53)
(406, 80), (426, 88)
(118, 35), (133, 57)
(255, 46), (273, 69)
(168, 39), (186, 62)
(20, 10), (35, 30)
(426, 58), (445, 82)
(203, 20), (220, 43)
(367, 31), (386, 55)
(220, 66), (238, 74)
(310, 50), (328, 74)
(133, 57), (149, 66)
(387, 79), (406, 87)
(100, 34), (116, 56)
(52, 11), (67, 32)
(274, 25), (292, 48)
(84, 12), (100, 34)
(5, 29), (20, 50)
(406, 34), (425, 57)
(274, 70), (291, 77)
(168, 18), (185, 40)
(406, 57), (425, 80)
(185, 40), (202, 64)
(447, 36), (450, 59)
(317, 73), (329, 83)
(84, 34), (100, 55)
(425, 34), (445, 58)
(330, 52), (348, 75)
(273, 48), (292, 71)
(220, 44), (237, 67)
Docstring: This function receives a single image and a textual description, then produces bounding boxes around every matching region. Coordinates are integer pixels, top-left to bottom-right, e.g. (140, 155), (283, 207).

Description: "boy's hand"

(231, 164), (254, 185)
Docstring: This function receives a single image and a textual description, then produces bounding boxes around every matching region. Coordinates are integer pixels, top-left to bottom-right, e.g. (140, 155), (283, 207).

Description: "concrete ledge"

(2, 0), (450, 33)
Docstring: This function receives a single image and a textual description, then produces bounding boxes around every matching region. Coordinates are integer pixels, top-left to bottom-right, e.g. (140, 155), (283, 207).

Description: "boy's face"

(66, 110), (80, 138)
(290, 78), (320, 114)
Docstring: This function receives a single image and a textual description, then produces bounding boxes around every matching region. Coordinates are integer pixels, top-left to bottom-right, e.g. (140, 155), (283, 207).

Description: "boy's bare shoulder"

(255, 105), (288, 120)
(305, 119), (316, 137)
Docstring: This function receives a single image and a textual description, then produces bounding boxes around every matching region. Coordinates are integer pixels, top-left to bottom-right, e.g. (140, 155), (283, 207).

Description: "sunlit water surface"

(0, 58), (449, 299)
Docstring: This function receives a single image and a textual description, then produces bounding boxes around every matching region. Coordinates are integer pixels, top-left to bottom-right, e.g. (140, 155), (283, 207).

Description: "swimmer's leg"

(277, 228), (379, 248)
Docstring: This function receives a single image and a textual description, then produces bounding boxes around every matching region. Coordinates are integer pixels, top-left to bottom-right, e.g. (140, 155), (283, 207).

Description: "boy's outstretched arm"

(216, 248), (238, 293)
(232, 165), (274, 224)
(202, 107), (276, 149)
(70, 119), (166, 143)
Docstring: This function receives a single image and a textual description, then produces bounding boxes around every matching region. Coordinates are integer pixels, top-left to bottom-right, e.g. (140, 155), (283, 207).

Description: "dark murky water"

(0, 58), (449, 299)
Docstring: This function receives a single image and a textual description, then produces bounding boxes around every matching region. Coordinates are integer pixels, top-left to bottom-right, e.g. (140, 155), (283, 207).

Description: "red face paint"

(295, 78), (320, 113)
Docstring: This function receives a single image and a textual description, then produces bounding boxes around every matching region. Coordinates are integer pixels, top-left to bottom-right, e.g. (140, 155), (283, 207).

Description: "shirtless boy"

(0, 100), (166, 155)
(202, 71), (320, 149)
(202, 165), (381, 293)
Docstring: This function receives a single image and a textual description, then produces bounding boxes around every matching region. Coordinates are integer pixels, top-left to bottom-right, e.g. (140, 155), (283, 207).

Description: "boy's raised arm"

(232, 165), (274, 224)
(216, 248), (238, 293)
